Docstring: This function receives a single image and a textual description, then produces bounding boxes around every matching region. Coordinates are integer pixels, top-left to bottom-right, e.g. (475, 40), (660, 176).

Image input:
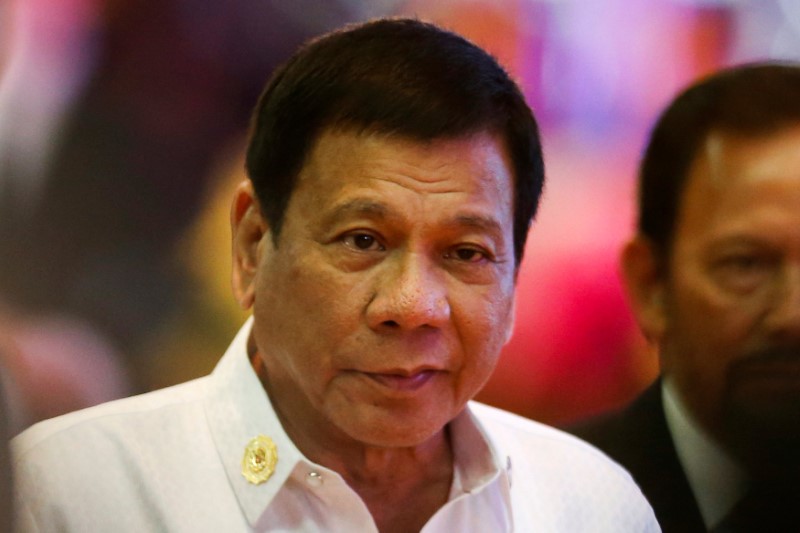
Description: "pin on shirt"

(242, 435), (278, 485)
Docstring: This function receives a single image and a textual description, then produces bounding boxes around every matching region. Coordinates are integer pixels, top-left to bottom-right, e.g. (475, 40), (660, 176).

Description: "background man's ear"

(620, 236), (668, 343)
(230, 180), (268, 310)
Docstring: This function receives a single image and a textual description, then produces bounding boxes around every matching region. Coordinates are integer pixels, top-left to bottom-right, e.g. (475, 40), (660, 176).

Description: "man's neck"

(279, 393), (454, 533)
(336, 431), (454, 533)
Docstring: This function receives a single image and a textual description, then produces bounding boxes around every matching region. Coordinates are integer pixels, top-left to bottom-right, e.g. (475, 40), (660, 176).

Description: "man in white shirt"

(12, 18), (658, 532)
(570, 63), (800, 532)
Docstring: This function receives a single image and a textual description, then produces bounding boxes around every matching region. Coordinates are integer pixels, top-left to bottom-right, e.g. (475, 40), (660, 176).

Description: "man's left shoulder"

(470, 402), (660, 530)
(469, 402), (645, 484)
(470, 400), (620, 464)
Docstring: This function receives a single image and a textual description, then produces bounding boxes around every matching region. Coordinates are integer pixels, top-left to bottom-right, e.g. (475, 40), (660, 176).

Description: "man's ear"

(503, 296), (516, 345)
(231, 180), (268, 310)
(620, 235), (668, 343)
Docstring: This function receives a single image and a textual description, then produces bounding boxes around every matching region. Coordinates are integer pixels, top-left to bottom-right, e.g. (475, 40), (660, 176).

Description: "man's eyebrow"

(708, 233), (774, 250)
(450, 214), (506, 240)
(321, 199), (389, 226)
(321, 199), (507, 240)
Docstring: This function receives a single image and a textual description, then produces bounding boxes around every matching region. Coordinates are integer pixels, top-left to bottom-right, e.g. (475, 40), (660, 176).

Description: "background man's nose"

(765, 262), (800, 340)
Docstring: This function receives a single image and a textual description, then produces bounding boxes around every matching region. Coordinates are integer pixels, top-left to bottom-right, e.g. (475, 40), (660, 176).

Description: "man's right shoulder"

(9, 375), (245, 532)
(11, 376), (209, 457)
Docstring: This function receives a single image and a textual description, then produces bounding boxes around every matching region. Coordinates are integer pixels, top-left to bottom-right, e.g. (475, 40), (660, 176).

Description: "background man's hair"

(638, 62), (800, 264)
(246, 18), (544, 266)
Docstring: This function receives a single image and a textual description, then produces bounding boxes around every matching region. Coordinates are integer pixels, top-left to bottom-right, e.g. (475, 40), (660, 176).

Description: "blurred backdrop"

(1, 0), (799, 435)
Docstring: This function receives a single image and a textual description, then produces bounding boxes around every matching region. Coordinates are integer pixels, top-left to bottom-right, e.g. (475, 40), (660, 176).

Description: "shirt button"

(307, 471), (324, 487)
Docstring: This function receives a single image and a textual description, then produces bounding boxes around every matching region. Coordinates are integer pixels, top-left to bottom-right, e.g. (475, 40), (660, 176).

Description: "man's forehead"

(297, 129), (513, 192)
(321, 196), (509, 237)
(699, 126), (800, 186)
(676, 127), (800, 242)
(307, 126), (511, 165)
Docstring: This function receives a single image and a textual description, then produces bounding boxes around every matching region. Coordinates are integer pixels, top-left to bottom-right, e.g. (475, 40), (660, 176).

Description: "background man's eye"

(722, 255), (768, 273)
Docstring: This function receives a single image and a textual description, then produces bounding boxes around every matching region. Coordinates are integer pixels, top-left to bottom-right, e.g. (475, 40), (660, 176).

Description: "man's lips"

(360, 369), (441, 391)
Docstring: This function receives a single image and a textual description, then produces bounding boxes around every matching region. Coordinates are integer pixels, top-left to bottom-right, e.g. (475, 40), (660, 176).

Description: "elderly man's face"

(232, 130), (517, 448)
(656, 127), (800, 461)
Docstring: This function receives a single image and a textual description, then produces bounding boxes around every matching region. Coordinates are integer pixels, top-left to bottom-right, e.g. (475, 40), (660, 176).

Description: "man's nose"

(366, 252), (451, 331)
(765, 262), (800, 340)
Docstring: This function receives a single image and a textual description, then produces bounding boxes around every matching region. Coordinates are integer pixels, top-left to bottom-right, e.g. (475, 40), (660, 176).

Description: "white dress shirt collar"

(203, 317), (511, 528)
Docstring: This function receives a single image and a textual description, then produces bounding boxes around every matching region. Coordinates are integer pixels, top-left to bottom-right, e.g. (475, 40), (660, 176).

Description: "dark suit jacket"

(567, 382), (706, 532)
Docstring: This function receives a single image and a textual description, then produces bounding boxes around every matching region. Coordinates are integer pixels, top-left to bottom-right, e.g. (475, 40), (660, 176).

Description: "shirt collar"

(662, 378), (747, 529)
(204, 318), (510, 527)
(203, 316), (309, 525)
(447, 404), (513, 529)
(449, 404), (509, 495)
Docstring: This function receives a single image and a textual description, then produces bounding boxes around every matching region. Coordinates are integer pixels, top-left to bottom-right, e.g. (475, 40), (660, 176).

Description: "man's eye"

(449, 247), (489, 263)
(342, 233), (384, 251)
(721, 255), (768, 273)
(714, 253), (776, 292)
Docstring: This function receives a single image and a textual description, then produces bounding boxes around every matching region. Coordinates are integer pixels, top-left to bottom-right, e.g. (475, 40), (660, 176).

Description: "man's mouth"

(362, 369), (440, 391)
(730, 348), (800, 391)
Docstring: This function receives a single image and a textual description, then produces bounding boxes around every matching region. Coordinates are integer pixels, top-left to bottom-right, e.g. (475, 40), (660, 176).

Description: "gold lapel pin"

(241, 435), (278, 485)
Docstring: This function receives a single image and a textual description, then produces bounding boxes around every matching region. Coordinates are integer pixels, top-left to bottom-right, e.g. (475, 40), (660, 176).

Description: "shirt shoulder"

(12, 377), (208, 456)
(10, 377), (245, 532)
(469, 400), (617, 457)
(468, 401), (661, 532)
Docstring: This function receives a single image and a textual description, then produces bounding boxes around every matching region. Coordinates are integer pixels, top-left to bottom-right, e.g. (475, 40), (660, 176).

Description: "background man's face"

(246, 130), (517, 448)
(660, 126), (800, 462)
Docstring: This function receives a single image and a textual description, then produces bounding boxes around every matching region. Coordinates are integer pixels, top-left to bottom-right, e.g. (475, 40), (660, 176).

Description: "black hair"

(638, 62), (800, 264)
(245, 18), (544, 266)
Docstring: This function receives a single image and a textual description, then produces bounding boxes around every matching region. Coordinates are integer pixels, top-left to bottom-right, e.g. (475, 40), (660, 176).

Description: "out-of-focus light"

(779, 0), (800, 32)
(671, 0), (742, 5)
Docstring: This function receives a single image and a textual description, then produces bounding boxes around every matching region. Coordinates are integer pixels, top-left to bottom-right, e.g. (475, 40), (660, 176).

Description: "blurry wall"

(1, 0), (799, 431)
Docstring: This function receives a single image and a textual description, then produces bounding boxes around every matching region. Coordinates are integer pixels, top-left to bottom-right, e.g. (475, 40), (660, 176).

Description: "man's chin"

(721, 362), (800, 474)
